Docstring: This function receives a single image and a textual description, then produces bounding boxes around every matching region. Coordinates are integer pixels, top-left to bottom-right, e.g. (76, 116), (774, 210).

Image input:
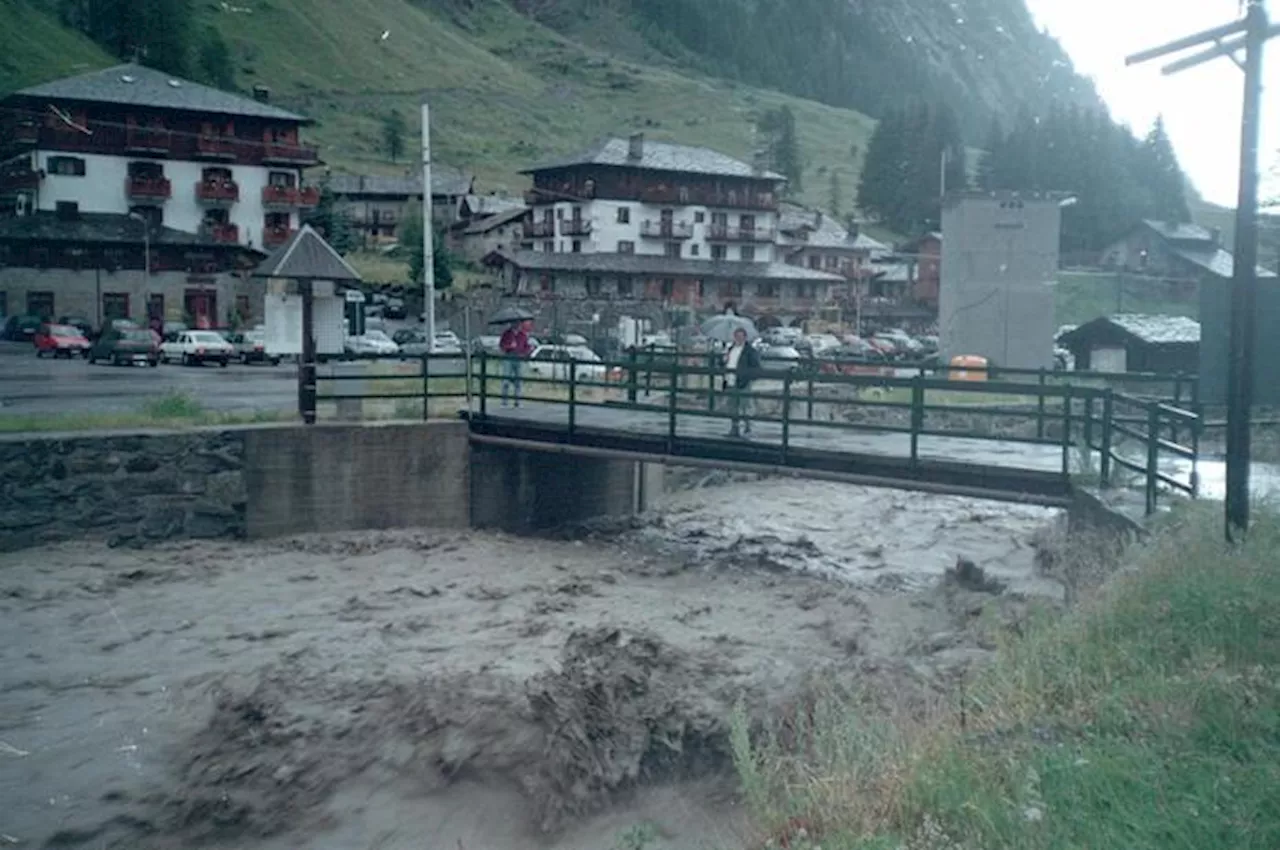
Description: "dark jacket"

(724, 343), (762, 389)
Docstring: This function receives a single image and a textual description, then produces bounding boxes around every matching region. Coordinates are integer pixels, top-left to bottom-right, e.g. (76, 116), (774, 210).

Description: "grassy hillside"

(2, 0), (875, 209)
(0, 0), (114, 89)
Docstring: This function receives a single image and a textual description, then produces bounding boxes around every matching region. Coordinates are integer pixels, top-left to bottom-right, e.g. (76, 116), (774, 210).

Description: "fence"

(311, 349), (1202, 516)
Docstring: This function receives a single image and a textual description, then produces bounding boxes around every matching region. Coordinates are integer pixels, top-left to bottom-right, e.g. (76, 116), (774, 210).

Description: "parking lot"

(0, 341), (299, 417)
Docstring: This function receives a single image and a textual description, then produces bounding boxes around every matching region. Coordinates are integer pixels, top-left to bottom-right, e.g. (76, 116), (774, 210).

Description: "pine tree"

(828, 170), (843, 218)
(382, 110), (407, 164)
(304, 184), (358, 255)
(1138, 116), (1191, 223)
(757, 106), (803, 194)
(198, 27), (235, 90)
(141, 0), (192, 75)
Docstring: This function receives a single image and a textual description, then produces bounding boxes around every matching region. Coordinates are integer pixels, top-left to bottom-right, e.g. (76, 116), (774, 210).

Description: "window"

(740, 246), (756, 262)
(711, 211), (728, 227)
(710, 244), (727, 261)
(235, 295), (251, 320)
(694, 211), (705, 223)
(678, 187), (690, 203)
(102, 293), (130, 321)
(0, 246), (9, 267)
(148, 294), (165, 321)
(758, 283), (778, 298)
(617, 240), (635, 254)
(572, 240), (582, 253)
(664, 242), (681, 258)
(540, 274), (554, 293)
(721, 281), (742, 299)
(690, 244), (700, 257)
(268, 171), (296, 187)
(559, 241), (566, 253)
(586, 276), (602, 297)
(26, 291), (54, 319)
(543, 240), (555, 253)
(617, 276), (633, 297)
(48, 156), (85, 176)
(557, 207), (565, 220)
(808, 255), (821, 269)
(572, 205), (582, 220)
(660, 278), (675, 297)
(740, 214), (756, 230)
(696, 280), (706, 298)
(617, 207), (631, 224)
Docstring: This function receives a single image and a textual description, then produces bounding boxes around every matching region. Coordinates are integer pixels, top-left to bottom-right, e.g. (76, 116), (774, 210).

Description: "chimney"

(252, 85), (270, 103)
(628, 132), (645, 161)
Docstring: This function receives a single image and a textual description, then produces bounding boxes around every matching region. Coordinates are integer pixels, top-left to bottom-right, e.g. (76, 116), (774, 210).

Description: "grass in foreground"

(0, 392), (290, 434)
(732, 506), (1280, 849)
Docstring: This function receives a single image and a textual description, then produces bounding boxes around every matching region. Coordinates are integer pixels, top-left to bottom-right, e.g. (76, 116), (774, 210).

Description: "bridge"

(312, 350), (1203, 518)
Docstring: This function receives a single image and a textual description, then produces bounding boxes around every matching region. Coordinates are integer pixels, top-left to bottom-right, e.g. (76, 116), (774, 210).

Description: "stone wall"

(0, 430), (247, 552)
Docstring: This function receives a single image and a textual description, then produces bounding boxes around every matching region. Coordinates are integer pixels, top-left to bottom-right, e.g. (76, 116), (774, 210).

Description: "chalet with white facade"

(0, 63), (320, 327)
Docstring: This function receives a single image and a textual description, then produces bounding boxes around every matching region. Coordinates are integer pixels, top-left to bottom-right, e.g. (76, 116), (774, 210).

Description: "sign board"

(263, 292), (347, 356)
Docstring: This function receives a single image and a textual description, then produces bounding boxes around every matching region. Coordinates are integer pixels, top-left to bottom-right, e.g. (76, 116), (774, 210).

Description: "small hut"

(1059, 314), (1200, 374)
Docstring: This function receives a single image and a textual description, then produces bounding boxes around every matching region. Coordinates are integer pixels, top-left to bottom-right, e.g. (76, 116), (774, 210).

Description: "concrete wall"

(0, 267), (260, 326)
(939, 195), (1061, 369)
(243, 421), (471, 538)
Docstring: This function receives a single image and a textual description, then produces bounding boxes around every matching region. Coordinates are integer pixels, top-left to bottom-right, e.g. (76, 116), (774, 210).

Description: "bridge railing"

(310, 350), (1201, 516)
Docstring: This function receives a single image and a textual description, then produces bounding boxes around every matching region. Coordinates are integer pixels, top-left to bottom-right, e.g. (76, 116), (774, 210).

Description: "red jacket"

(500, 327), (532, 357)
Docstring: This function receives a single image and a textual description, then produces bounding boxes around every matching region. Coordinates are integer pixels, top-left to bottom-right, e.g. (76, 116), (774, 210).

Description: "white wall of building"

(33, 151), (301, 249)
(531, 199), (777, 264)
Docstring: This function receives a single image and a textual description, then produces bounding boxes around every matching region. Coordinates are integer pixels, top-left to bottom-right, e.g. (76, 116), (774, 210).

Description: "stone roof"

(253, 225), (362, 281)
(1064, 314), (1201, 346)
(327, 166), (474, 199)
(11, 63), (308, 123)
(524, 136), (784, 181)
(487, 249), (843, 282)
(776, 203), (889, 254)
(0, 211), (254, 250)
(462, 207), (528, 235)
(460, 194), (526, 218)
(1143, 219), (1216, 244)
(1171, 246), (1278, 280)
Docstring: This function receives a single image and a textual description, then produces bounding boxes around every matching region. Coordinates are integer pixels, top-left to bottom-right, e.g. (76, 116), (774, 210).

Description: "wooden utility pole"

(1127, 2), (1278, 539)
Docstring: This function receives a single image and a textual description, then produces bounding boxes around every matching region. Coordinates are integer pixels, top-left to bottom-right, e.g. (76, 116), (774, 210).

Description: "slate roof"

(460, 194), (526, 218)
(487, 249), (843, 282)
(0, 211), (255, 250)
(1171, 246), (1278, 280)
(326, 167), (474, 199)
(1143, 219), (1216, 244)
(462, 207), (528, 235)
(1063, 314), (1201, 346)
(253, 225), (362, 281)
(524, 136), (784, 181)
(11, 63), (308, 123)
(776, 203), (889, 254)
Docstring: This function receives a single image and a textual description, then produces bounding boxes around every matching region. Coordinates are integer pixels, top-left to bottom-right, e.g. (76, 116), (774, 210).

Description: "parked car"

(526, 345), (609, 382)
(383, 298), (407, 320)
(89, 328), (159, 367)
(434, 330), (462, 349)
(160, 330), (234, 366)
(760, 345), (803, 371)
(344, 329), (400, 357)
(56, 315), (95, 339)
(34, 323), (92, 358)
(226, 329), (280, 365)
(763, 326), (803, 347)
(393, 329), (431, 357)
(804, 333), (842, 355)
(874, 329), (924, 356)
(3, 314), (42, 341)
(471, 335), (504, 355)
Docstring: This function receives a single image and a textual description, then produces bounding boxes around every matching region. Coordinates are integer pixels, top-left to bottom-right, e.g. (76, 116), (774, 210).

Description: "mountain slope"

(0, 0), (114, 90)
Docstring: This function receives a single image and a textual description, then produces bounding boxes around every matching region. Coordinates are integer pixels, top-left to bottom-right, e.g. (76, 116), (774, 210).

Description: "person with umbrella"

(497, 313), (534, 407)
(723, 325), (761, 437)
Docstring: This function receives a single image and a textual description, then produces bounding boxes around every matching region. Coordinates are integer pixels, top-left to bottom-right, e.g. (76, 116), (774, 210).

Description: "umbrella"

(700, 314), (759, 343)
(488, 305), (534, 325)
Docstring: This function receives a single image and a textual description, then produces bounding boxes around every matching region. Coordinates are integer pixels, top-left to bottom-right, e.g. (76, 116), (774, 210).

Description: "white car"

(344, 329), (400, 356)
(160, 330), (234, 367)
(804, 333), (842, 354)
(526, 345), (608, 382)
(434, 330), (462, 349)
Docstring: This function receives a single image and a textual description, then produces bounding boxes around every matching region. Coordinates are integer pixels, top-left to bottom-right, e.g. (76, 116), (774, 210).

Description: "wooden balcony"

(298, 186), (320, 207)
(125, 127), (171, 154)
(263, 225), (294, 248)
(262, 185), (321, 207)
(262, 142), (320, 166)
(524, 220), (556, 238)
(561, 218), (592, 236)
(0, 167), (39, 192)
(195, 134), (239, 160)
(125, 176), (171, 201)
(195, 180), (239, 205)
(640, 220), (694, 240)
(201, 222), (240, 244)
(8, 121), (38, 147)
(707, 224), (777, 243)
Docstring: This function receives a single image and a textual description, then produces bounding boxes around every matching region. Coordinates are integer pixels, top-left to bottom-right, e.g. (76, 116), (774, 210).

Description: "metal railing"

(308, 349), (1202, 516)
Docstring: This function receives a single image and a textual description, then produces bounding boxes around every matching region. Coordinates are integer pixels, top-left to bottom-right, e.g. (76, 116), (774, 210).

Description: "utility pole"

(421, 103), (436, 352)
(1127, 2), (1278, 539)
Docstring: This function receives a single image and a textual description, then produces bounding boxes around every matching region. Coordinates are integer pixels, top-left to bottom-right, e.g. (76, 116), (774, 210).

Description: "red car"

(34, 323), (91, 358)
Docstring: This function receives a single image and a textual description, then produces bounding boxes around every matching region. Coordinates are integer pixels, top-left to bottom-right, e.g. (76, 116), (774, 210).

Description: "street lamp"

(128, 211), (151, 325)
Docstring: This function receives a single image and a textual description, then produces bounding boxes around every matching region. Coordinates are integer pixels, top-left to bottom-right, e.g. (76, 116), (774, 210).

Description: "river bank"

(0, 477), (1066, 849)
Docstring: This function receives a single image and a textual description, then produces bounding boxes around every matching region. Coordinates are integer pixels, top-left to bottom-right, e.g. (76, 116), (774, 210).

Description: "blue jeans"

(501, 359), (522, 406)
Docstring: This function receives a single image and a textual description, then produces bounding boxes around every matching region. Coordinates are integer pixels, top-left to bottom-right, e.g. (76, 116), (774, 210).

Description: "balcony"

(524, 220), (556, 238)
(195, 180), (239, 205)
(0, 167), (39, 192)
(201, 223), (240, 244)
(298, 186), (319, 207)
(125, 127), (171, 154)
(125, 176), (172, 201)
(263, 225), (295, 248)
(195, 135), (239, 160)
(262, 185), (321, 208)
(561, 218), (592, 236)
(707, 224), (777, 242)
(261, 142), (320, 166)
(640, 220), (694, 240)
(7, 121), (38, 147)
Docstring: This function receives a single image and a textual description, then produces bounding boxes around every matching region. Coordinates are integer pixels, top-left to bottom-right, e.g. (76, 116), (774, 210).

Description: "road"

(0, 341), (299, 416)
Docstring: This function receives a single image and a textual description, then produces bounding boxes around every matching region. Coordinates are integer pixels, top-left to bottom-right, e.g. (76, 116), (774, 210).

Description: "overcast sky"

(1024, 0), (1280, 208)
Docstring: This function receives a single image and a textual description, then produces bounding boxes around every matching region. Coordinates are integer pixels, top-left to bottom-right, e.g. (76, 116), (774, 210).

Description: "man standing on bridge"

(500, 318), (534, 407)
(724, 326), (760, 438)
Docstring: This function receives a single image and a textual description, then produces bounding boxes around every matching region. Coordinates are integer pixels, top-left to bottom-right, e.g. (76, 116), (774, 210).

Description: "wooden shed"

(1059, 314), (1200, 375)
